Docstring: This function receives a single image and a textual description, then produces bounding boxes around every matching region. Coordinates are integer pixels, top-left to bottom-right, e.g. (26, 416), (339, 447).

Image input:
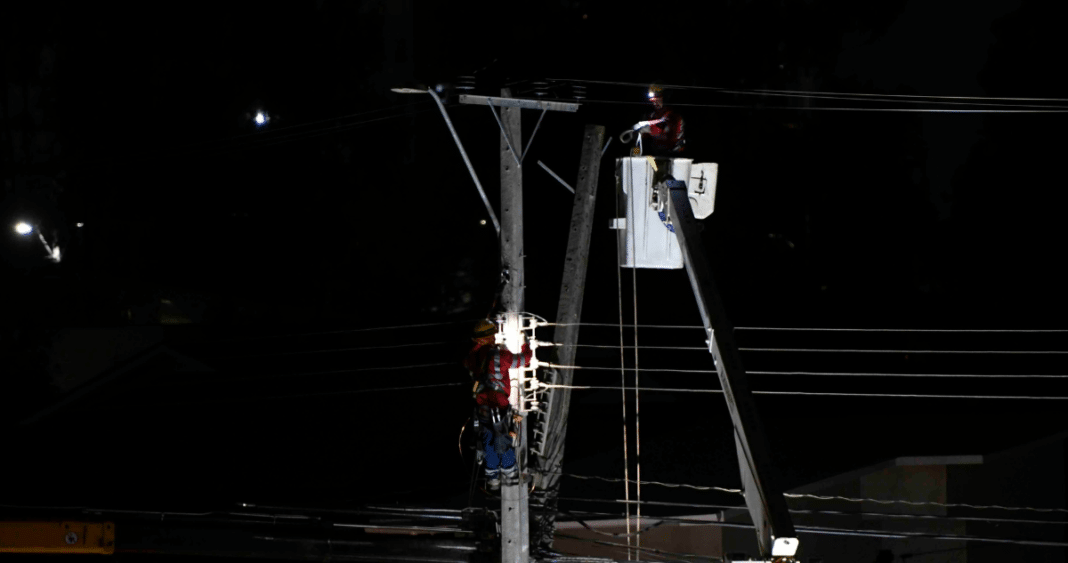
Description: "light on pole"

(14, 221), (61, 263)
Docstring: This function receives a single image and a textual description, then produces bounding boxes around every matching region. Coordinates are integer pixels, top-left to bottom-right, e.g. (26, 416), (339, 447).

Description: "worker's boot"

(500, 464), (518, 486)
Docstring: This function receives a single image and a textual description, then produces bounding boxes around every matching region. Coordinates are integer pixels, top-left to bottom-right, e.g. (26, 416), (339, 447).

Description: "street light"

(13, 221), (61, 263)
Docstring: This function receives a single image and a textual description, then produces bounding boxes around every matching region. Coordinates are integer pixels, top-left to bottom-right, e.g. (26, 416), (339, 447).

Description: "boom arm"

(663, 179), (799, 560)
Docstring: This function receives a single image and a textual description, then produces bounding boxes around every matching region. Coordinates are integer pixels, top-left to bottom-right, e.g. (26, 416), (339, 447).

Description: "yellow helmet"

(472, 319), (497, 339)
(647, 83), (663, 99)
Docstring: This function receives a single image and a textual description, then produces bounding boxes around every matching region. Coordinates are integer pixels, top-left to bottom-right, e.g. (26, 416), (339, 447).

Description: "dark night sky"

(3, 0), (1068, 519)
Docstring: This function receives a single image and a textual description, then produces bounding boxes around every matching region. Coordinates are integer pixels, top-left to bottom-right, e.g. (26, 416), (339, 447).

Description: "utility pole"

(451, 86), (579, 563)
(498, 87), (529, 563)
(533, 124), (605, 553)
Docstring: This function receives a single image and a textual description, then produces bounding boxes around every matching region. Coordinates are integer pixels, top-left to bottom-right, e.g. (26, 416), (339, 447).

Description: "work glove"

(632, 117), (667, 130)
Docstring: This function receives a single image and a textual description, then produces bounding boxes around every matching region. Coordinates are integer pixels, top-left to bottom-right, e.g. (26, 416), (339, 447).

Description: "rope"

(628, 172), (643, 556)
(613, 164), (632, 557)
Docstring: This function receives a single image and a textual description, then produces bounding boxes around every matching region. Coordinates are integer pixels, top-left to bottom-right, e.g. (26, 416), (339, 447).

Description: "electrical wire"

(747, 370), (1068, 379)
(198, 108), (438, 157)
(544, 322), (1068, 333)
(562, 484), (1068, 515)
(561, 474), (741, 494)
(215, 319), (480, 342)
(70, 101), (436, 168)
(550, 96), (1068, 114)
(556, 516), (1068, 550)
(737, 347), (1068, 355)
(540, 380), (1068, 401)
(735, 327), (1068, 333)
(559, 506), (1068, 529)
(546, 77), (1068, 105)
(165, 381), (464, 406)
(542, 362), (1068, 379)
(214, 341), (455, 360)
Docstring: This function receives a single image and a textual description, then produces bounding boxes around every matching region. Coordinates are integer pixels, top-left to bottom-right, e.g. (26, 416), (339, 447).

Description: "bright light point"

(76, 222), (84, 228)
(480, 219), (487, 226)
(254, 112), (265, 125)
(15, 222), (32, 235)
(50, 245), (62, 263)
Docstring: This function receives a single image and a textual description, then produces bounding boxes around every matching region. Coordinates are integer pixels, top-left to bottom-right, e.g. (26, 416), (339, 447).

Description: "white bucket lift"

(611, 157), (718, 269)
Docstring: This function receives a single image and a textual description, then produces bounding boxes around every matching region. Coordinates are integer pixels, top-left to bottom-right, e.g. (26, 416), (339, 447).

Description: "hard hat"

(473, 319), (497, 339)
(647, 83), (664, 99)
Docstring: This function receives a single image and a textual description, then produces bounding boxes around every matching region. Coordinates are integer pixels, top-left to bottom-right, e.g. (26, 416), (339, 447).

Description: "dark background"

(2, 0), (1067, 524)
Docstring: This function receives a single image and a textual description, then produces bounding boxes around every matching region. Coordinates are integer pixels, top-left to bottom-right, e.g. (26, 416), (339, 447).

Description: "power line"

(546, 77), (1068, 105)
(553, 96), (1068, 114)
(556, 515), (1068, 550)
(214, 341), (455, 360)
(69, 101), (436, 168)
(166, 381), (464, 405)
(561, 474), (741, 494)
(748, 370), (1068, 379)
(560, 506), (1068, 530)
(737, 347), (1068, 355)
(735, 327), (1068, 333)
(540, 379), (1068, 401)
(544, 363), (1068, 379)
(543, 341), (1068, 355)
(196, 108), (438, 157)
(557, 476), (1068, 515)
(783, 491), (1068, 514)
(215, 319), (479, 342)
(545, 322), (1068, 333)
(208, 362), (457, 384)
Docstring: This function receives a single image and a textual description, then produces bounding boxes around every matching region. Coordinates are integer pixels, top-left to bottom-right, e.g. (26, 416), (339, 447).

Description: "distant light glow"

(254, 112), (266, 125)
(76, 222), (84, 227)
(15, 222), (32, 235)
(480, 219), (487, 226)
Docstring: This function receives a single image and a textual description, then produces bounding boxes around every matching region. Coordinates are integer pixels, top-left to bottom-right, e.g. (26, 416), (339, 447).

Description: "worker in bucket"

(634, 82), (686, 156)
(463, 319), (531, 490)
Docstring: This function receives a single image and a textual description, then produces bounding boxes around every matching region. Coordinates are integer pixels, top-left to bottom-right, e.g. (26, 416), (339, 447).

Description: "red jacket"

(641, 107), (685, 154)
(464, 341), (533, 409)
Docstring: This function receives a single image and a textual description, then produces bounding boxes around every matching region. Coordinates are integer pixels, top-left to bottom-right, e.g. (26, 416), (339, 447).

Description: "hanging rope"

(613, 158), (633, 559)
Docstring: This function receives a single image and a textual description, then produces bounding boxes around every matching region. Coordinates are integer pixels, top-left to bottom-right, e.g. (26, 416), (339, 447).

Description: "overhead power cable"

(737, 347), (1068, 355)
(215, 341), (455, 360)
(748, 370), (1068, 379)
(71, 102), (436, 168)
(546, 77), (1068, 104)
(560, 506), (1068, 530)
(542, 363), (1068, 380)
(216, 319), (479, 342)
(540, 378), (1068, 401)
(546, 96), (1068, 114)
(557, 476), (1068, 515)
(543, 322), (1068, 333)
(166, 381), (464, 406)
(556, 516), (1068, 550)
